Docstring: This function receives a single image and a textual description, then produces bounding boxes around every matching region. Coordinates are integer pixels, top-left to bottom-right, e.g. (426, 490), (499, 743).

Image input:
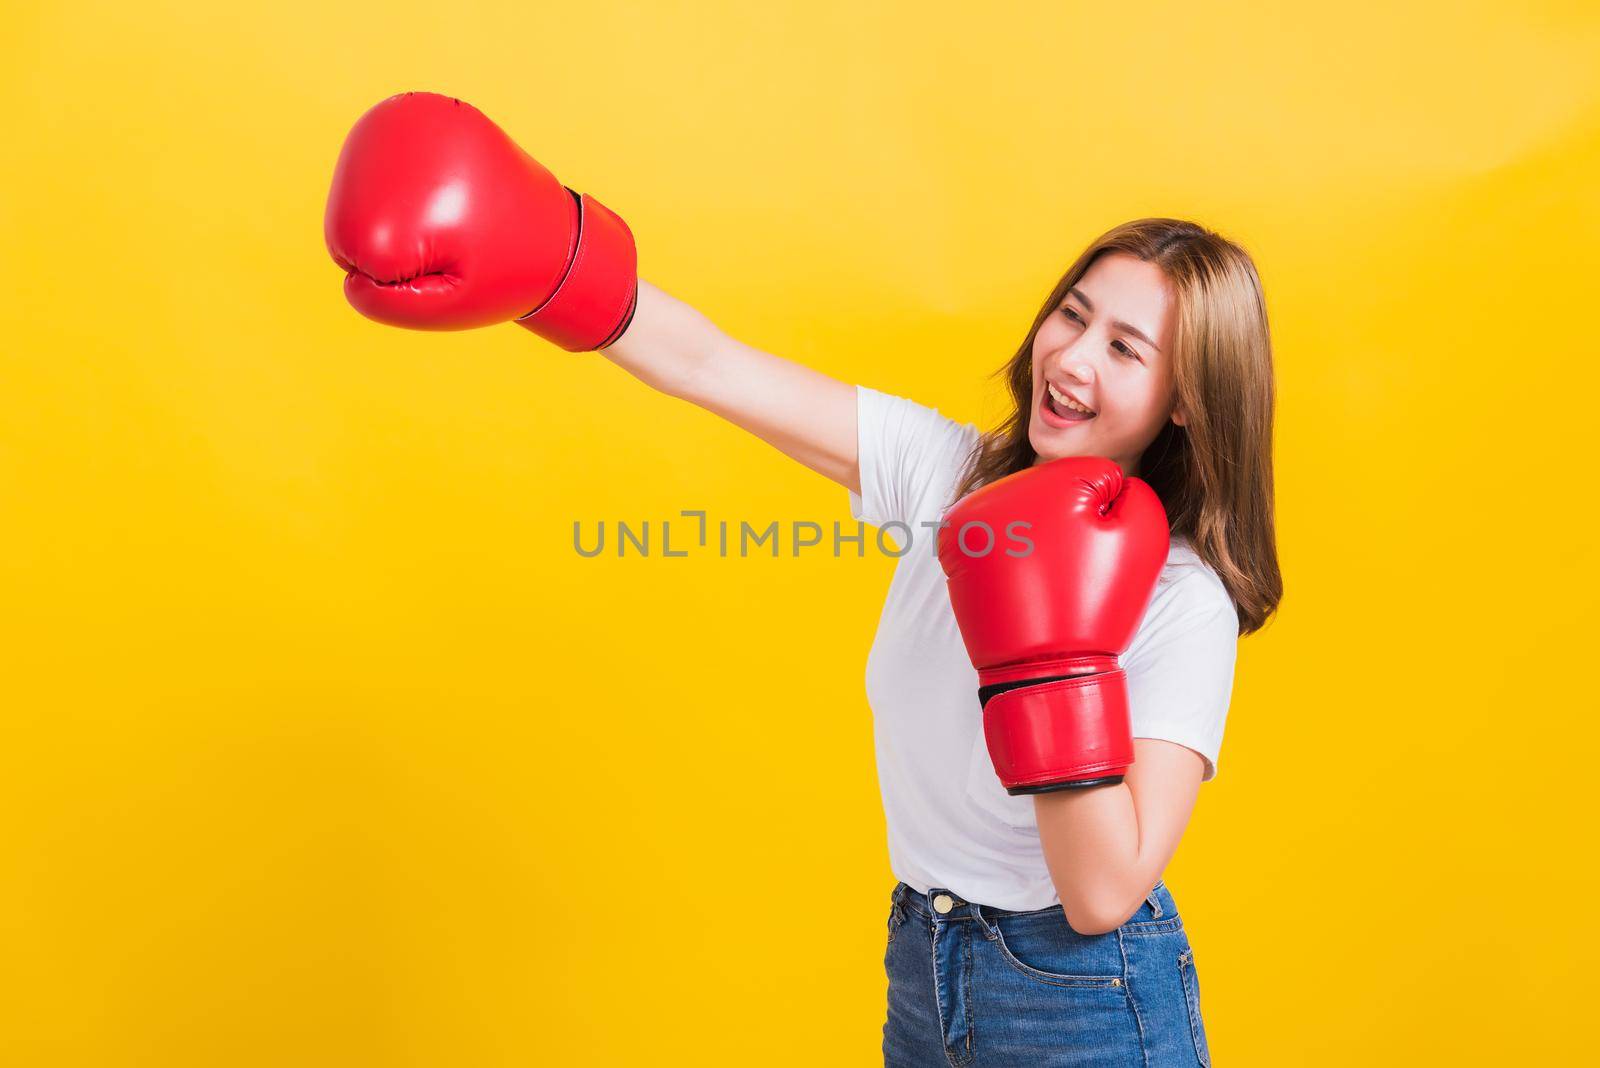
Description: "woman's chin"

(1028, 422), (1089, 463)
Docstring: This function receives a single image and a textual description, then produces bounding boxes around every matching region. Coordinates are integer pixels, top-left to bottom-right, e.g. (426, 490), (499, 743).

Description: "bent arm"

(599, 280), (860, 494)
(1031, 738), (1205, 935)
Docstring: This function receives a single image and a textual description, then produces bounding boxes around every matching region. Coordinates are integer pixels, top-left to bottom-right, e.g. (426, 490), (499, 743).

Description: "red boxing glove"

(324, 92), (637, 352)
(937, 458), (1169, 794)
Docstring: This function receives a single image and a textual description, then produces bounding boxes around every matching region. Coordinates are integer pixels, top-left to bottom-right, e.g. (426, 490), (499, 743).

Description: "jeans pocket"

(1178, 946), (1212, 1067)
(987, 913), (1126, 989)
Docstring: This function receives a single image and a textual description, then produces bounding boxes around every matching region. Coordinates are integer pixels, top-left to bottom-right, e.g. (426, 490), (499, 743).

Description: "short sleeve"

(849, 386), (980, 530)
(1122, 573), (1240, 782)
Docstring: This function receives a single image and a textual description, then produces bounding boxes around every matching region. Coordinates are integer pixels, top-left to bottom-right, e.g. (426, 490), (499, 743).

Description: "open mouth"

(1041, 382), (1096, 426)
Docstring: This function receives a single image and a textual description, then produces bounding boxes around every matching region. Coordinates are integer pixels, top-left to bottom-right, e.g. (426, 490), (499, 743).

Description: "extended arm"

(600, 279), (860, 493)
(325, 94), (859, 493)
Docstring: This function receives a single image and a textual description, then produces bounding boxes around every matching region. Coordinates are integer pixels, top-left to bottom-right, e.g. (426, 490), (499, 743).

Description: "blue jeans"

(883, 880), (1211, 1067)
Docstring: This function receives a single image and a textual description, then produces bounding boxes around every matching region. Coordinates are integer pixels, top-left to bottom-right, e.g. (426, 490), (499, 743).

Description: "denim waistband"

(891, 878), (1176, 928)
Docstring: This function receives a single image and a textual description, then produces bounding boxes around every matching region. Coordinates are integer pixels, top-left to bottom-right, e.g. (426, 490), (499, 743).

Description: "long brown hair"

(952, 218), (1282, 636)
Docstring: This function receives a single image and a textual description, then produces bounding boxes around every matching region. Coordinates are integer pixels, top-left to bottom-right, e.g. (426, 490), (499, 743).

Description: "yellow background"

(6, 2), (1598, 1064)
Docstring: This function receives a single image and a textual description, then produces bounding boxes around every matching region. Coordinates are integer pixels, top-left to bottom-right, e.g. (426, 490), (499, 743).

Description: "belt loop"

(1145, 885), (1164, 919)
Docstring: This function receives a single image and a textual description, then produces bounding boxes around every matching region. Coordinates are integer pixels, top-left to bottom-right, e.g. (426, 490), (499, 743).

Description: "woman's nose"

(1048, 336), (1101, 378)
(1049, 351), (1095, 382)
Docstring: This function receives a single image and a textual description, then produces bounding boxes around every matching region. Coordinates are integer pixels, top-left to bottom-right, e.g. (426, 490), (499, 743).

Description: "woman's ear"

(1171, 405), (1187, 428)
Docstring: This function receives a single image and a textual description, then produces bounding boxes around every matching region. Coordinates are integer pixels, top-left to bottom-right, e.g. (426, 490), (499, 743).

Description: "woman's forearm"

(1032, 739), (1204, 936)
(591, 278), (860, 491)
(1033, 785), (1147, 935)
(599, 279), (723, 399)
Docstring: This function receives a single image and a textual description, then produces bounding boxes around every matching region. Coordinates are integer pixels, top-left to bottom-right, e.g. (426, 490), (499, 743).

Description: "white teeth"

(1047, 383), (1094, 414)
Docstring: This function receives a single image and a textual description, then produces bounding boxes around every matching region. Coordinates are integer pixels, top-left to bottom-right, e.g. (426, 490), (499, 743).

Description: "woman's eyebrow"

(1066, 288), (1161, 352)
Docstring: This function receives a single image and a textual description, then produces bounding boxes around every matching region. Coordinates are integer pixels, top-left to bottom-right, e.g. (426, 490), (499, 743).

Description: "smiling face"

(1028, 252), (1184, 476)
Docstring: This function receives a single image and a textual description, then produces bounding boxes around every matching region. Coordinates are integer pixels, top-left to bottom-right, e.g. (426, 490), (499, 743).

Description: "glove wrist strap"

(976, 663), (1134, 796)
(517, 188), (639, 352)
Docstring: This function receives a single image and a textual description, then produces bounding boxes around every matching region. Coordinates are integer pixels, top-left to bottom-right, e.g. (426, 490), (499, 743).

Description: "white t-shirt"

(848, 386), (1240, 911)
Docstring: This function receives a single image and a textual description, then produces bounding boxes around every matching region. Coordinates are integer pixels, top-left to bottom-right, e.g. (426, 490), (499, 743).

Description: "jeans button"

(933, 893), (955, 915)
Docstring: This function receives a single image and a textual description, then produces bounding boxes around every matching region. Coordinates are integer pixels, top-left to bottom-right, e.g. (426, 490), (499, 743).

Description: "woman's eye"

(1061, 307), (1140, 362)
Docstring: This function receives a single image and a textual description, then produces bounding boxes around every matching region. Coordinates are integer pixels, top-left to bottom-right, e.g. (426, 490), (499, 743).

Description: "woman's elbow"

(1061, 895), (1142, 937)
(1062, 908), (1117, 937)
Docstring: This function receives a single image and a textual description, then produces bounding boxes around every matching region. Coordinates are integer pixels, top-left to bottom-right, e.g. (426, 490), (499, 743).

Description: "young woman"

(328, 95), (1282, 1067)
(603, 220), (1281, 1067)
